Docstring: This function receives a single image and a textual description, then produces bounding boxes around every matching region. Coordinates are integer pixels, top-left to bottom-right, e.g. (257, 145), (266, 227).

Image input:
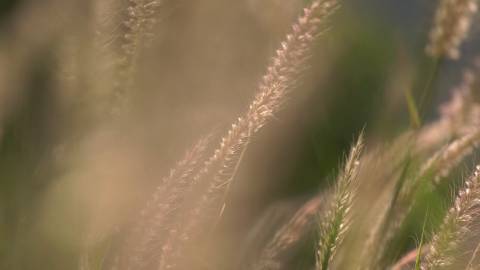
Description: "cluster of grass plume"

(422, 165), (480, 269)
(75, 0), (480, 268)
(4, 0), (480, 269)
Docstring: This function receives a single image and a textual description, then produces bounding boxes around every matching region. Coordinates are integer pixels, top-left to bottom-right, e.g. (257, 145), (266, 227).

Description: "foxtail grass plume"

(445, 68), (480, 135)
(122, 0), (161, 64)
(426, 0), (478, 59)
(365, 128), (480, 269)
(115, 0), (164, 110)
(382, 66), (480, 252)
(253, 196), (323, 270)
(189, 0), (340, 213)
(316, 133), (364, 270)
(120, 136), (211, 270)
(420, 128), (480, 184)
(421, 165), (480, 269)
(417, 63), (480, 149)
(157, 0), (339, 268)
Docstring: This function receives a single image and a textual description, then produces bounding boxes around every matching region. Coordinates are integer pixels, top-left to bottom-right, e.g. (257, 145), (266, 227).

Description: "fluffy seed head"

(422, 165), (480, 269)
(426, 0), (478, 59)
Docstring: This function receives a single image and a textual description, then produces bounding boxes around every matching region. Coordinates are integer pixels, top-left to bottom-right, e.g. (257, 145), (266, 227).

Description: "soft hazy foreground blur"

(1, 0), (480, 270)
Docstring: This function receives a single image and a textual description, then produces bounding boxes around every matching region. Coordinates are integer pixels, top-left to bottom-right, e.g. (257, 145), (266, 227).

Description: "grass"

(1, 0), (480, 269)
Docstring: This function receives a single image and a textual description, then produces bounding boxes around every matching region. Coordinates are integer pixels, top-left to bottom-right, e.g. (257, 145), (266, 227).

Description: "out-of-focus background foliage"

(0, 0), (478, 269)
